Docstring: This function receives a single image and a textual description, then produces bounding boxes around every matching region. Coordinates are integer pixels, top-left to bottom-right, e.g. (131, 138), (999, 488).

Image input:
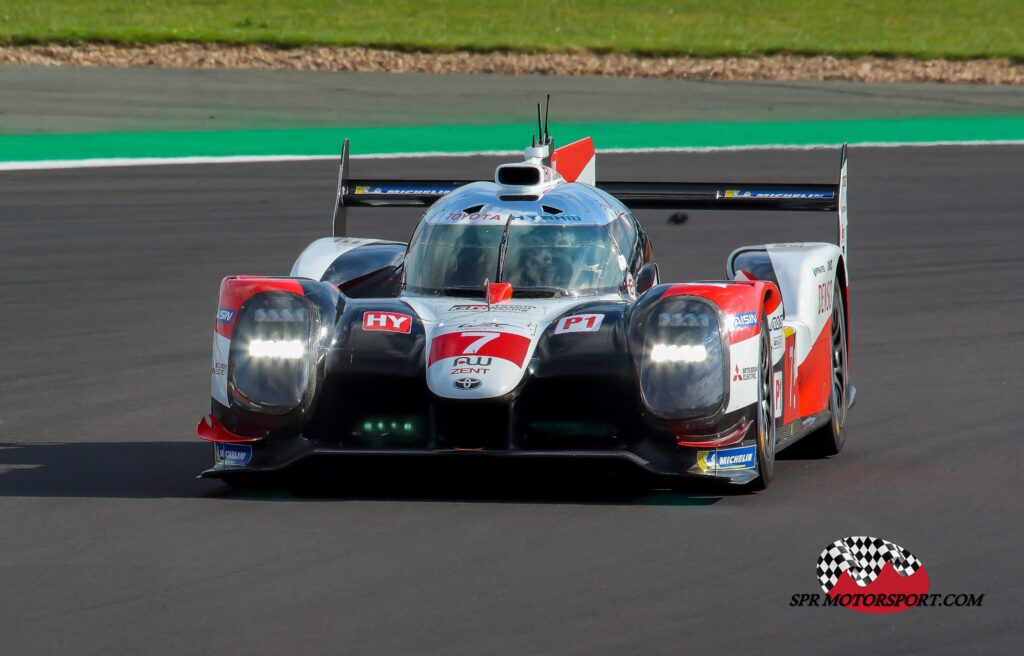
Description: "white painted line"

(2, 140), (1022, 171)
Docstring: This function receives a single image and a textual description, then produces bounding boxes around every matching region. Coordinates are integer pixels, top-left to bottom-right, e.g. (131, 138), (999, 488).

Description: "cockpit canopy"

(404, 182), (634, 297)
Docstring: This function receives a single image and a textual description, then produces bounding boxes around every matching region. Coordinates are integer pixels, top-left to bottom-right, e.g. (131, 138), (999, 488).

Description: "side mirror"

(636, 263), (659, 295)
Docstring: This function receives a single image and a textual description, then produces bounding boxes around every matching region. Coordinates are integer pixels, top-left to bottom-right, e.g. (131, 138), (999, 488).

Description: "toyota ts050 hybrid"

(197, 121), (854, 491)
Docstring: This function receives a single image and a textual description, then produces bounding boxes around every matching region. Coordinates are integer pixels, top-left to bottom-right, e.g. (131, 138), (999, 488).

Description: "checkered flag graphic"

(816, 536), (923, 593)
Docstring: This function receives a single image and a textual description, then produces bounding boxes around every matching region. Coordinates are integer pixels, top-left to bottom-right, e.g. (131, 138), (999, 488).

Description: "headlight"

(650, 343), (707, 363)
(631, 296), (728, 420)
(248, 339), (305, 359)
(229, 292), (317, 413)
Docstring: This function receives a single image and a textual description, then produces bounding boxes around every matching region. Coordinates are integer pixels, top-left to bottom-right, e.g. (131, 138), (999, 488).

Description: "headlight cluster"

(229, 292), (317, 413)
(631, 296), (727, 420)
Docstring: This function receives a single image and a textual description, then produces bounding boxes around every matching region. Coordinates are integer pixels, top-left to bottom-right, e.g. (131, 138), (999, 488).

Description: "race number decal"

(428, 331), (532, 367)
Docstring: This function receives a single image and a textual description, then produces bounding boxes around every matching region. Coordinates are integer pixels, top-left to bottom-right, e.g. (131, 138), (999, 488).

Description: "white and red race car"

(198, 124), (853, 491)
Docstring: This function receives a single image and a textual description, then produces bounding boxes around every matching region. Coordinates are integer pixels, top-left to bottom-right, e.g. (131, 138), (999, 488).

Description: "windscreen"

(502, 224), (625, 293)
(404, 223), (504, 293)
(404, 221), (625, 295)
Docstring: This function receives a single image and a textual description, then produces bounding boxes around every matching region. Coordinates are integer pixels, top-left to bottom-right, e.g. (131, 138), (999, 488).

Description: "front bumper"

(200, 433), (762, 485)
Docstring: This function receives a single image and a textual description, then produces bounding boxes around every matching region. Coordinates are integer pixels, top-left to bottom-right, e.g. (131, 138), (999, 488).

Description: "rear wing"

(331, 139), (848, 259)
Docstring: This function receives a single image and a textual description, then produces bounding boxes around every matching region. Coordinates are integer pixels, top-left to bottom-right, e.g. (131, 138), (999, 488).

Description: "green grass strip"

(2, 118), (1023, 162)
(3, 1), (1024, 59)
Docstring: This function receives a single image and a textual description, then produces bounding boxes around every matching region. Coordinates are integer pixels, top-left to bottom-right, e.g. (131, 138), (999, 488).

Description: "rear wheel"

(748, 312), (776, 491)
(804, 284), (848, 456)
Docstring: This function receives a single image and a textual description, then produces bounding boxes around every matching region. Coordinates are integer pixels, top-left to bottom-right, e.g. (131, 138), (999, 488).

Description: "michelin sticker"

(697, 445), (757, 472)
(214, 442), (252, 467)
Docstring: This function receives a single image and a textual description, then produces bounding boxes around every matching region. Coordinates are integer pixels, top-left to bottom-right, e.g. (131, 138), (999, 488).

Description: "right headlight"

(228, 292), (318, 414)
(630, 295), (728, 420)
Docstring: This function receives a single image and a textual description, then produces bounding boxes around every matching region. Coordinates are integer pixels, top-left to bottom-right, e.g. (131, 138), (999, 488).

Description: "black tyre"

(804, 284), (848, 456)
(748, 311), (776, 491)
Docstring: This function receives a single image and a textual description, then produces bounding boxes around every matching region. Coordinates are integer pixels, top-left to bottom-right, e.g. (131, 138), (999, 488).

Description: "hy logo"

(816, 536), (929, 614)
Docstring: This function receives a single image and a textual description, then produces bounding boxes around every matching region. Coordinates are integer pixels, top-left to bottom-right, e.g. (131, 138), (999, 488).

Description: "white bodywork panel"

(729, 242), (842, 368)
(211, 332), (230, 406)
(290, 237), (390, 280)
(402, 294), (622, 400)
(724, 333), (760, 413)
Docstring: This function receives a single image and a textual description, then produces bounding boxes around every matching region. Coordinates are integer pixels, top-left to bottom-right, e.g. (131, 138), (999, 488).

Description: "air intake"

(497, 166), (541, 186)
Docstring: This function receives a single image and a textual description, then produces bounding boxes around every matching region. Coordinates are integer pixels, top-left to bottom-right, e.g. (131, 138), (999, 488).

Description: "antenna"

(543, 94), (550, 143)
(536, 103), (543, 143)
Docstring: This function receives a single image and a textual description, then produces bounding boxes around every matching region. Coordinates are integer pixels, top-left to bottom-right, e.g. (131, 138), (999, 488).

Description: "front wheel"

(748, 312), (776, 491)
(804, 284), (848, 456)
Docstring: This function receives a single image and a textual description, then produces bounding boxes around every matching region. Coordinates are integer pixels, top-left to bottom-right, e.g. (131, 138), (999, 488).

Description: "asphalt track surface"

(1, 146), (1021, 654)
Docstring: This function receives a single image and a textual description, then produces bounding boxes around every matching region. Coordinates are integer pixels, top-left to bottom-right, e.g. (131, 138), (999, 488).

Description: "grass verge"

(1, 1), (1022, 60)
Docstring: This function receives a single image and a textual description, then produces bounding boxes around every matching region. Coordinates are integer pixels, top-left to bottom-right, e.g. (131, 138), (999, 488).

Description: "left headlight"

(229, 292), (317, 413)
(629, 295), (728, 421)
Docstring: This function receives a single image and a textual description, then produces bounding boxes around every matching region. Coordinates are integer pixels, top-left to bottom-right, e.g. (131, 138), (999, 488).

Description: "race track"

(0, 146), (1020, 654)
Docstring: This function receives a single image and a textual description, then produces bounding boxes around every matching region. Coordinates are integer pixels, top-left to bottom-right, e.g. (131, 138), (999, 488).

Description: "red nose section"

(488, 282), (513, 304)
(197, 414), (264, 443)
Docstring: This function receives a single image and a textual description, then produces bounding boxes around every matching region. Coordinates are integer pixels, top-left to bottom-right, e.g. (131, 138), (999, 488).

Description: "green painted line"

(2, 117), (1023, 162)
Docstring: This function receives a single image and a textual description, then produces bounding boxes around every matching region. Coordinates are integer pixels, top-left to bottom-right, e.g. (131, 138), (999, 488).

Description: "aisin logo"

(816, 536), (929, 614)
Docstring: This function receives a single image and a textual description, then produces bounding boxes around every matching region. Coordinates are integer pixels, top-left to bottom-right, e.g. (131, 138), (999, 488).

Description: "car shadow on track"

(0, 441), (733, 506)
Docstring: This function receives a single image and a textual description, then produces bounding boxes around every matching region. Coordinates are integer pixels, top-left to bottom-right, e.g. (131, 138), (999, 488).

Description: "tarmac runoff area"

(0, 67), (1021, 654)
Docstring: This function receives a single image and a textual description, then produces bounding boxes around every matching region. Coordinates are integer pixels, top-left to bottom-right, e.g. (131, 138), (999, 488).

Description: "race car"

(197, 124), (853, 491)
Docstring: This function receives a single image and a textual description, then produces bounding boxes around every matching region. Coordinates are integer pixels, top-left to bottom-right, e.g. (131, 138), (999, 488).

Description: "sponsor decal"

(811, 260), (835, 277)
(216, 307), (235, 323)
(511, 213), (583, 222)
(790, 537), (984, 614)
(725, 189), (835, 199)
(696, 444), (756, 472)
(429, 331), (532, 367)
(450, 356), (492, 375)
(355, 185), (454, 195)
(211, 361), (227, 376)
(773, 371), (783, 418)
(554, 314), (604, 334)
(214, 442), (252, 467)
(449, 304), (534, 313)
(768, 314), (783, 331)
(453, 356), (492, 366)
(362, 311), (413, 333)
(429, 212), (585, 224)
(731, 312), (759, 329)
(453, 377), (482, 390)
(733, 365), (757, 381)
(818, 281), (834, 315)
(444, 212), (503, 222)
(456, 322), (521, 330)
